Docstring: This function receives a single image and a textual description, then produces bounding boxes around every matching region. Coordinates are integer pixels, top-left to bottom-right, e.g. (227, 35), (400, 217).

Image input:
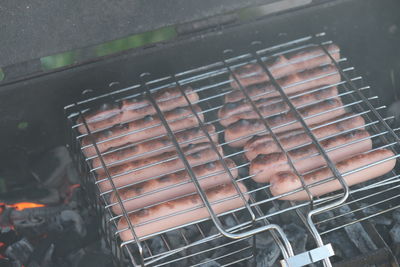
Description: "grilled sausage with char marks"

(250, 130), (372, 183)
(245, 114), (365, 160)
(97, 142), (223, 192)
(224, 98), (346, 147)
(118, 182), (248, 240)
(82, 105), (204, 157)
(219, 86), (338, 127)
(270, 149), (396, 200)
(110, 159), (238, 214)
(91, 124), (217, 170)
(77, 86), (199, 134)
(230, 44), (340, 89)
(225, 64), (341, 103)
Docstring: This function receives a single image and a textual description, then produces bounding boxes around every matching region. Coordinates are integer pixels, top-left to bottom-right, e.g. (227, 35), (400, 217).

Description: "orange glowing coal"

(0, 202), (45, 211)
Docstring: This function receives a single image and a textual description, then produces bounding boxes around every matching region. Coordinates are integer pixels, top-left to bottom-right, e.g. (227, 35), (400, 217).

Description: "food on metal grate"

(244, 113), (366, 160)
(110, 159), (238, 214)
(224, 98), (346, 147)
(225, 64), (341, 103)
(82, 105), (204, 157)
(118, 182), (248, 240)
(97, 142), (223, 192)
(91, 124), (217, 170)
(219, 86), (338, 127)
(270, 149), (396, 200)
(230, 44), (340, 89)
(250, 129), (372, 183)
(77, 86), (199, 134)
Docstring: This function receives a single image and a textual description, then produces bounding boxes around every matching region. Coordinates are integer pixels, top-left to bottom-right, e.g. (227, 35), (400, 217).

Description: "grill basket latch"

(280, 243), (334, 267)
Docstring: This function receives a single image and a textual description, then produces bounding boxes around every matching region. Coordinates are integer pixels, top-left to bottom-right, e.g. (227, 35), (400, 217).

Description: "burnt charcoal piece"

(283, 223), (307, 254)
(0, 228), (18, 248)
(149, 236), (168, 255)
(31, 146), (72, 189)
(13, 215), (48, 238)
(75, 251), (113, 267)
(60, 210), (87, 237)
(252, 231), (280, 267)
(322, 230), (359, 261)
(0, 187), (60, 205)
(314, 210), (335, 232)
(213, 239), (251, 266)
(4, 238), (34, 265)
(390, 223), (400, 243)
(28, 243), (55, 267)
(360, 204), (392, 226)
(344, 223), (377, 254)
(393, 209), (400, 223)
(181, 224), (201, 241)
(0, 259), (12, 267)
(222, 215), (237, 229)
(199, 259), (221, 267)
(279, 202), (304, 227)
(188, 242), (215, 265)
(335, 205), (355, 224)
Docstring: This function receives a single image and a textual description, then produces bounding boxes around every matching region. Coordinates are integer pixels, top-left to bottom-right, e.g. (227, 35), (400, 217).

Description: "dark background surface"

(0, 0), (279, 67)
(0, 0), (399, 162)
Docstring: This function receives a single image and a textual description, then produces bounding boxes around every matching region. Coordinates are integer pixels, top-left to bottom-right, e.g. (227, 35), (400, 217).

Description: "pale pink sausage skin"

(244, 114), (365, 161)
(82, 105), (204, 157)
(78, 86), (199, 134)
(224, 98), (346, 147)
(110, 159), (238, 214)
(118, 182), (249, 240)
(250, 130), (372, 183)
(91, 124), (217, 170)
(219, 86), (338, 127)
(229, 44), (340, 90)
(97, 143), (223, 192)
(270, 149), (396, 200)
(226, 64), (341, 103)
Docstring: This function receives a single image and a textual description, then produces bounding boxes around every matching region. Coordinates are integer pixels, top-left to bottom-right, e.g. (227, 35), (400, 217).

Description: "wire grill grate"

(65, 33), (400, 266)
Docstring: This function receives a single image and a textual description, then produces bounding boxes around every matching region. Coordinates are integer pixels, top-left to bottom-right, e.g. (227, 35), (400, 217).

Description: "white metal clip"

(280, 243), (334, 267)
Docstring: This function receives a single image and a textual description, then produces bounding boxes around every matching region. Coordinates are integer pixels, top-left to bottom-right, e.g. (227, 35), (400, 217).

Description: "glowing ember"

(0, 202), (45, 211)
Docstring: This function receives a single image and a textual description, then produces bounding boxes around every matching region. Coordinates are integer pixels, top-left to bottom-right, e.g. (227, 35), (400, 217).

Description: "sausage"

(245, 114), (366, 160)
(77, 86), (199, 134)
(91, 124), (217, 170)
(117, 182), (249, 240)
(250, 130), (372, 183)
(270, 149), (396, 200)
(219, 86), (338, 127)
(225, 64), (341, 103)
(224, 98), (346, 147)
(82, 105), (204, 157)
(110, 159), (238, 215)
(97, 142), (223, 192)
(230, 44), (340, 89)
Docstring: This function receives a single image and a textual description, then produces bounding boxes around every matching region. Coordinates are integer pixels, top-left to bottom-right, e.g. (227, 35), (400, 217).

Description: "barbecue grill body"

(1, 0), (400, 266)
(0, 0), (399, 154)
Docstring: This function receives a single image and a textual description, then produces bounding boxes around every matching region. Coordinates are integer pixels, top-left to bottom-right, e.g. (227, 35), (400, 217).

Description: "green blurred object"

(17, 121), (29, 130)
(95, 26), (176, 57)
(40, 26), (176, 70)
(0, 68), (4, 81)
(41, 51), (76, 70)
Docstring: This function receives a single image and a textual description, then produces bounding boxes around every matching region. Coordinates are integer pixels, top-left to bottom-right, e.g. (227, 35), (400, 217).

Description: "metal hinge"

(280, 244), (335, 267)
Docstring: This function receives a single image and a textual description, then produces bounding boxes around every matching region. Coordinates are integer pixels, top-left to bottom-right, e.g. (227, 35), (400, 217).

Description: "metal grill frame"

(64, 32), (400, 267)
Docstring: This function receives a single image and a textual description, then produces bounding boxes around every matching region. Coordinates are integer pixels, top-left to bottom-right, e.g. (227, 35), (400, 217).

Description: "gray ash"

(0, 146), (112, 267)
(3, 144), (400, 267)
